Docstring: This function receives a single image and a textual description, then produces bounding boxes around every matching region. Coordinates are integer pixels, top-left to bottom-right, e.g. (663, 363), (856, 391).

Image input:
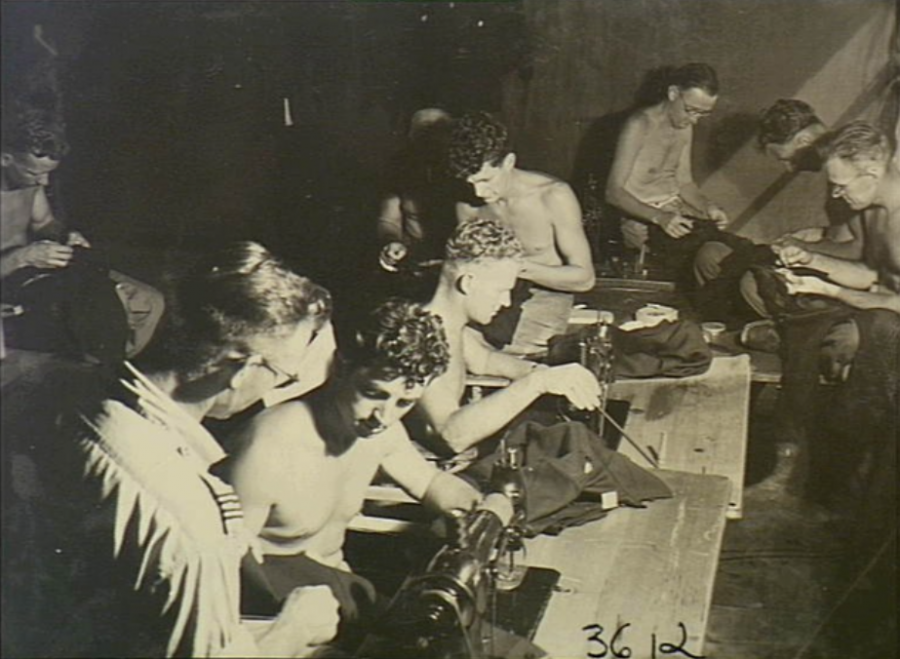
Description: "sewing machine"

(356, 448), (548, 659)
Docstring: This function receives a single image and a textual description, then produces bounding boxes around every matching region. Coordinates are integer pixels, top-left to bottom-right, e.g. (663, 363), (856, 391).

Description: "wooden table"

(609, 354), (751, 520)
(529, 470), (731, 659)
(468, 353), (752, 520)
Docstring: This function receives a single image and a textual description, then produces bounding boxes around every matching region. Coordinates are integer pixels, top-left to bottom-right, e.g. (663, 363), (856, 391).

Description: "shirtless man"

(777, 121), (900, 314)
(1, 109), (164, 356)
(606, 63), (729, 277)
(1, 111), (89, 276)
(223, 300), (481, 621)
(769, 122), (898, 508)
(701, 100), (870, 319)
(450, 112), (595, 355)
(758, 100), (861, 258)
(412, 216), (601, 456)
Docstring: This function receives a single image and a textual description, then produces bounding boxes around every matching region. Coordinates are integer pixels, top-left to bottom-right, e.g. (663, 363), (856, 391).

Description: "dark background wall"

(502, 0), (897, 242)
(2, 1), (530, 292)
(2, 0), (897, 290)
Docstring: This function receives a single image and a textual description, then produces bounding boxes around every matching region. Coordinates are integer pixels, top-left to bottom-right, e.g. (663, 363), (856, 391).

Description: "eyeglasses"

(256, 357), (302, 388)
(248, 326), (323, 388)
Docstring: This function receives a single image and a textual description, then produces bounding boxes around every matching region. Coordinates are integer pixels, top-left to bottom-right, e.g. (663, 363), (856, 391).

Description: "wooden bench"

(529, 469), (731, 659)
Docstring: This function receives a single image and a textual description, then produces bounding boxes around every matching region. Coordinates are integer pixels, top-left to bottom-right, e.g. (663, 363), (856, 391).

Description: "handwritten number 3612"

(582, 622), (705, 658)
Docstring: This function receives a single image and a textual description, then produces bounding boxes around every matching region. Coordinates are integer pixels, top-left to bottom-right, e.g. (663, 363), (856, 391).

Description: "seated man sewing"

(450, 112), (595, 356)
(8, 242), (340, 657)
(1, 108), (164, 360)
(777, 122), (899, 338)
(606, 63), (731, 282)
(763, 122), (899, 504)
(411, 216), (601, 457)
(694, 99), (871, 323)
(222, 299), (482, 629)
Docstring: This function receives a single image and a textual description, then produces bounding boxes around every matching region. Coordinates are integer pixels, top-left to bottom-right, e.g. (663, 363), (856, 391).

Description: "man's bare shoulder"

(623, 108), (655, 134)
(236, 400), (320, 455)
(517, 170), (575, 201)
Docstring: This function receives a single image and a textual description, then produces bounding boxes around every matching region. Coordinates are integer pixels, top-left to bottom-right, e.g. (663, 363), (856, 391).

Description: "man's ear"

(667, 85), (680, 102)
(502, 152), (517, 171)
(455, 272), (473, 296)
(0, 152), (13, 168)
(861, 160), (885, 178)
(795, 132), (814, 148)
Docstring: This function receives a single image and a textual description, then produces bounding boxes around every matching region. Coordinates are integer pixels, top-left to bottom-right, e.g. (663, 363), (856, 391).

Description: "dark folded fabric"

(750, 265), (848, 320)
(547, 319), (712, 378)
(647, 219), (755, 283)
(3, 256), (129, 368)
(693, 244), (777, 326)
(469, 421), (672, 537)
(611, 320), (712, 378)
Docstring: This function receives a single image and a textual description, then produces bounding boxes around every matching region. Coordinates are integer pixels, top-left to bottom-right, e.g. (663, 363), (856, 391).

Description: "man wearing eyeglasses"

(776, 122), (900, 315)
(606, 63), (731, 278)
(8, 242), (341, 657)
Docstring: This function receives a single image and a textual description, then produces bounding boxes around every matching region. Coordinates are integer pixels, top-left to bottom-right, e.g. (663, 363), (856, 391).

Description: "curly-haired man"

(222, 299), (481, 629)
(449, 112), (595, 355)
(409, 217), (601, 456)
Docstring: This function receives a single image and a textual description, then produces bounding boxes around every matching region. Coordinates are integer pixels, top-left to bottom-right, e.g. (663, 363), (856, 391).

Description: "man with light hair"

(777, 121), (900, 314)
(411, 216), (601, 456)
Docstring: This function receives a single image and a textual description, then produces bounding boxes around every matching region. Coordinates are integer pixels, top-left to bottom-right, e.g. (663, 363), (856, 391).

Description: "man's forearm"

(440, 376), (542, 453)
(806, 238), (863, 261)
(812, 253), (879, 290)
(519, 260), (595, 292)
(678, 183), (712, 217)
(0, 249), (25, 279)
(829, 284), (900, 313)
(480, 349), (536, 380)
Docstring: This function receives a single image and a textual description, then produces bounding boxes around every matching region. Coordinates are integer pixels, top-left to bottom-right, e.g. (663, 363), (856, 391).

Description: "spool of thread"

(634, 304), (678, 326)
(701, 321), (726, 343)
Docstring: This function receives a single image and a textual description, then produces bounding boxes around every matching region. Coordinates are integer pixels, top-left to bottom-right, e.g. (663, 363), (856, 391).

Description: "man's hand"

(773, 243), (815, 268)
(776, 269), (835, 297)
(532, 363), (601, 410)
(277, 585), (340, 650)
(707, 204), (729, 230)
(21, 240), (74, 269)
(66, 231), (92, 248)
(780, 226), (825, 244)
(657, 212), (694, 239)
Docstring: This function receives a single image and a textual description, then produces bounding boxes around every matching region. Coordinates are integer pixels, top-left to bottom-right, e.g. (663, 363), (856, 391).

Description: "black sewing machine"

(356, 450), (557, 659)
